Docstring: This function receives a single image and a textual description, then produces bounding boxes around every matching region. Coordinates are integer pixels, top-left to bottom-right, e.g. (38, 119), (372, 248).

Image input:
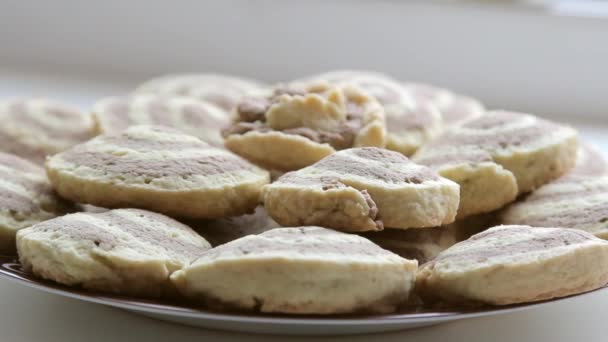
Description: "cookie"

(501, 144), (608, 238)
(416, 225), (608, 306)
(135, 73), (265, 112)
(188, 206), (280, 246)
(92, 94), (229, 147)
(46, 125), (270, 219)
(403, 83), (485, 125)
(413, 110), (578, 218)
(306, 70), (443, 156)
(17, 209), (211, 297)
(0, 152), (73, 254)
(171, 226), (417, 314)
(0, 98), (95, 163)
(223, 82), (387, 171)
(263, 147), (460, 232)
(363, 212), (496, 264)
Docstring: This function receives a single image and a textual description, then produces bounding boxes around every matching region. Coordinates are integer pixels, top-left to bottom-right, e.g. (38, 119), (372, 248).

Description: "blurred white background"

(1, 0), (607, 122)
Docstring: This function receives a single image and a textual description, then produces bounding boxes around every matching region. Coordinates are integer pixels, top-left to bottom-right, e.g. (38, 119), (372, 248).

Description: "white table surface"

(1, 70), (607, 342)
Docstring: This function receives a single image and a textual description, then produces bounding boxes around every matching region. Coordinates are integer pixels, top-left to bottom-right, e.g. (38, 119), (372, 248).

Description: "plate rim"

(1, 260), (606, 326)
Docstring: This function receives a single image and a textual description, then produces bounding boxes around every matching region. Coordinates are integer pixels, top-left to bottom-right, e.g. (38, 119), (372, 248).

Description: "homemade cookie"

(413, 110), (578, 218)
(17, 209), (211, 297)
(135, 73), (265, 112)
(307, 70), (443, 156)
(0, 98), (95, 163)
(46, 125), (270, 219)
(263, 147), (460, 232)
(416, 225), (608, 306)
(223, 82), (387, 171)
(501, 144), (608, 238)
(404, 83), (485, 125)
(92, 94), (229, 147)
(363, 212), (496, 264)
(0, 152), (72, 254)
(189, 206), (280, 246)
(171, 226), (417, 314)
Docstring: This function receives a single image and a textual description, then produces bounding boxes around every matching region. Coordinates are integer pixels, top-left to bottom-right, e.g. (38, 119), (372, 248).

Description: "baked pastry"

(305, 70), (443, 156)
(223, 81), (386, 171)
(0, 152), (72, 254)
(17, 209), (211, 297)
(363, 212), (496, 263)
(263, 147), (460, 232)
(0, 98), (95, 163)
(188, 206), (279, 246)
(501, 144), (608, 238)
(135, 73), (265, 112)
(171, 226), (417, 314)
(92, 94), (229, 147)
(46, 125), (270, 219)
(403, 83), (485, 125)
(416, 225), (608, 306)
(413, 110), (578, 218)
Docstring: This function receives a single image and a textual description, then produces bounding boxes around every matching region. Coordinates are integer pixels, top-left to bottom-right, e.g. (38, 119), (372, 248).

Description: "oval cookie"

(17, 209), (211, 297)
(263, 147), (460, 232)
(135, 73), (265, 111)
(413, 110), (578, 218)
(501, 144), (608, 238)
(0, 98), (95, 163)
(46, 125), (270, 219)
(307, 70), (443, 156)
(0, 152), (73, 254)
(416, 225), (608, 306)
(171, 226), (417, 314)
(92, 94), (229, 147)
(223, 82), (387, 171)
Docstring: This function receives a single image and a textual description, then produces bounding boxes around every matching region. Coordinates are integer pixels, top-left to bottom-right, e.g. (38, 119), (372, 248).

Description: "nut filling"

(222, 85), (370, 150)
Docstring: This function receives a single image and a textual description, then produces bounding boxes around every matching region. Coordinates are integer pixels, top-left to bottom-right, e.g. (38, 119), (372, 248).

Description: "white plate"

(1, 255), (605, 336)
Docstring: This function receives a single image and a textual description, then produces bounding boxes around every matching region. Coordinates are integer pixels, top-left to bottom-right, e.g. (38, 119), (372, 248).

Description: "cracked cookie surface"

(263, 147), (460, 232)
(305, 70), (443, 156)
(223, 81), (387, 171)
(413, 110), (578, 218)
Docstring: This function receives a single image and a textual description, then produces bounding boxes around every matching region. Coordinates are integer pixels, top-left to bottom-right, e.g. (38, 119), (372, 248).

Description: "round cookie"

(171, 226), (417, 314)
(306, 70), (443, 156)
(363, 212), (496, 264)
(416, 225), (608, 306)
(403, 83), (485, 125)
(0, 152), (73, 254)
(223, 82), (387, 171)
(0, 98), (95, 163)
(17, 209), (211, 297)
(135, 73), (265, 112)
(413, 110), (578, 218)
(92, 94), (229, 147)
(46, 125), (270, 219)
(188, 206), (280, 247)
(263, 147), (460, 232)
(501, 144), (608, 238)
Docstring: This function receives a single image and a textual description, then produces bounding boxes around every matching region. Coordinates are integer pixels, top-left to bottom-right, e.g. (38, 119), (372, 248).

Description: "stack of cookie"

(2, 70), (607, 315)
